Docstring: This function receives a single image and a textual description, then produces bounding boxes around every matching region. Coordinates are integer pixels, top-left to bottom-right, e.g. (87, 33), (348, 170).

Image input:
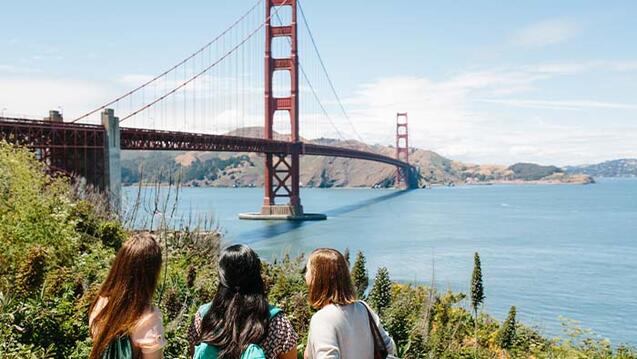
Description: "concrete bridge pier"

(101, 109), (121, 211)
(407, 166), (421, 189)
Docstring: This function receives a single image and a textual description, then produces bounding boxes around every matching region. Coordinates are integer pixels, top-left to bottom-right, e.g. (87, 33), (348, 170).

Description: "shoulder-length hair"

(200, 244), (270, 359)
(89, 232), (162, 359)
(307, 248), (356, 309)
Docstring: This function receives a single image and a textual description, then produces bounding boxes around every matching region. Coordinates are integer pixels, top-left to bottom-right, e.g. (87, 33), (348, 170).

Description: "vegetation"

(0, 141), (635, 358)
(508, 162), (563, 181)
(498, 306), (517, 350)
(565, 159), (637, 178)
(471, 252), (485, 351)
(121, 152), (252, 185)
(369, 266), (392, 315)
(351, 250), (369, 299)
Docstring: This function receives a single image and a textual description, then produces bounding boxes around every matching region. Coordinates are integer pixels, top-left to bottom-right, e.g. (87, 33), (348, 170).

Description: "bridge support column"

(101, 109), (121, 211)
(239, 0), (325, 221)
(396, 113), (411, 189)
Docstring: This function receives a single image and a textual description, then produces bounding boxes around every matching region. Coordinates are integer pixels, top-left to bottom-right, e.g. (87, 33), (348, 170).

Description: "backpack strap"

(197, 303), (212, 318)
(102, 334), (135, 359)
(267, 305), (282, 319)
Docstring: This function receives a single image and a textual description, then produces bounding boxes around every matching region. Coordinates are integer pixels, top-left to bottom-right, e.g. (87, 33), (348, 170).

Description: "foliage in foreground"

(0, 141), (635, 358)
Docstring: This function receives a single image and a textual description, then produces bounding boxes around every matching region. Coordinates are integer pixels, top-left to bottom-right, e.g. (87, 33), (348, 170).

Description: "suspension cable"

(120, 0), (290, 123)
(272, 11), (345, 141)
(297, 0), (365, 143)
(72, 0), (264, 123)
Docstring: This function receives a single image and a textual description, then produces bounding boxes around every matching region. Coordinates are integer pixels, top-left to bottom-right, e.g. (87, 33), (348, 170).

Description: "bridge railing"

(0, 117), (104, 130)
(303, 143), (412, 169)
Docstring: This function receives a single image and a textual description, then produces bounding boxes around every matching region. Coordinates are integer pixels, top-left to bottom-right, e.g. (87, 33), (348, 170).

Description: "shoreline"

(122, 178), (597, 189)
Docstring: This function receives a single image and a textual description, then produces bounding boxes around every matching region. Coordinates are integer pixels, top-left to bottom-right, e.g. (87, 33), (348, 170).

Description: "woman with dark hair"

(304, 248), (396, 359)
(188, 244), (298, 359)
(89, 233), (165, 359)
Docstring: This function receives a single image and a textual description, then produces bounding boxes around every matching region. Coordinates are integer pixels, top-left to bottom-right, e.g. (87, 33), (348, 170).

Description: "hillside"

(565, 159), (637, 178)
(121, 127), (594, 187)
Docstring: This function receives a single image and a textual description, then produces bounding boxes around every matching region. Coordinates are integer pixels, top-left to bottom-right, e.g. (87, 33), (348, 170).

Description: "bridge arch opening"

(272, 110), (292, 141)
(272, 70), (292, 98)
(271, 37), (292, 59)
(271, 5), (292, 26)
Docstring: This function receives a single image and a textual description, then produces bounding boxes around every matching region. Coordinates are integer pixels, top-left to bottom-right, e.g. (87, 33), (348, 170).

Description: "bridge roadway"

(0, 117), (414, 172)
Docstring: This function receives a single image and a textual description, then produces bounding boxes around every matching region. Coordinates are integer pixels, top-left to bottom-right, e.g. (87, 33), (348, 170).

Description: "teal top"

(192, 303), (282, 359)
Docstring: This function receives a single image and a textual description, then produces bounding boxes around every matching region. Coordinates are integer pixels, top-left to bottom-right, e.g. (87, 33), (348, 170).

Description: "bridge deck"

(0, 118), (413, 171)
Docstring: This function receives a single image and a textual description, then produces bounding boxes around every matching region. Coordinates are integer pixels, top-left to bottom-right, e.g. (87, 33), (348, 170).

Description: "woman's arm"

(187, 311), (202, 356)
(142, 349), (164, 359)
(278, 348), (297, 359)
(378, 325), (396, 355)
(361, 301), (396, 355)
(133, 308), (167, 359)
(264, 313), (300, 359)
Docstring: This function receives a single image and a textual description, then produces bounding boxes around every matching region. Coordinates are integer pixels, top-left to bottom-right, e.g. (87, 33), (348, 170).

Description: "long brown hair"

(307, 248), (356, 309)
(89, 233), (162, 359)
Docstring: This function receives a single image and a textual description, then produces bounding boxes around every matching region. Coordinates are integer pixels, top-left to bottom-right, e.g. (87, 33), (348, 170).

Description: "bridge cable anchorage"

(71, 0), (264, 124)
(272, 11), (345, 142)
(297, 0), (365, 144)
(119, 0), (291, 124)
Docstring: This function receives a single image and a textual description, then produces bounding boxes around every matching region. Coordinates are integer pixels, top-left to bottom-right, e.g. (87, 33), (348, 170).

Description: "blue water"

(124, 178), (637, 345)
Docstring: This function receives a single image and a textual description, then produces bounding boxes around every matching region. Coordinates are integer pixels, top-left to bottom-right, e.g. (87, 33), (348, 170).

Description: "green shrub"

(351, 251), (368, 299)
(97, 221), (126, 250)
(16, 246), (47, 297)
(498, 306), (516, 349)
(369, 266), (392, 315)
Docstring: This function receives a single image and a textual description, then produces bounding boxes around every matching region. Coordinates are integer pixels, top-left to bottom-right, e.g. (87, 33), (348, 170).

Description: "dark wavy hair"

(200, 244), (269, 358)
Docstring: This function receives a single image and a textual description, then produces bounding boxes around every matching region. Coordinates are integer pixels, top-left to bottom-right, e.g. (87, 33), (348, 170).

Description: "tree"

(343, 247), (351, 267)
(351, 251), (369, 298)
(498, 306), (517, 350)
(369, 267), (392, 315)
(470, 252), (485, 352)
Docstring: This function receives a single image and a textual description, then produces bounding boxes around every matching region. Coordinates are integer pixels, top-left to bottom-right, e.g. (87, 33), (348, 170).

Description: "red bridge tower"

(396, 112), (410, 187)
(241, 0), (325, 220)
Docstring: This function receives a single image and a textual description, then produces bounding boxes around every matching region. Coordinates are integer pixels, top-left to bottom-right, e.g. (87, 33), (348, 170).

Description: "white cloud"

(0, 64), (41, 74)
(512, 18), (582, 47)
(118, 74), (155, 86)
(525, 61), (637, 74)
(342, 64), (637, 165)
(476, 99), (637, 111)
(0, 77), (113, 120)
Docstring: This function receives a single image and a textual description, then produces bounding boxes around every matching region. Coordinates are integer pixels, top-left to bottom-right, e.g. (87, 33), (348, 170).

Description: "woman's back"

(306, 301), (394, 359)
(188, 303), (297, 358)
(90, 296), (165, 358)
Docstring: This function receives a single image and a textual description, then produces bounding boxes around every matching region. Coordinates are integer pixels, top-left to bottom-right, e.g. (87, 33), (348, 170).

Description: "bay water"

(124, 178), (637, 345)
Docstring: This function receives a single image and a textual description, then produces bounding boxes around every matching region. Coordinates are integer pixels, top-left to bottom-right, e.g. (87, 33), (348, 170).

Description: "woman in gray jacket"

(303, 248), (396, 359)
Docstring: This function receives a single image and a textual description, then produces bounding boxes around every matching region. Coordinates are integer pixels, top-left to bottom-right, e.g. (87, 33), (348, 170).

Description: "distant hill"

(121, 127), (594, 187)
(509, 163), (562, 181)
(565, 159), (637, 178)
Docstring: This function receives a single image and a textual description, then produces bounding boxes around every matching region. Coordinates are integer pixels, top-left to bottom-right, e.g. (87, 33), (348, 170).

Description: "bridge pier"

(101, 109), (121, 211)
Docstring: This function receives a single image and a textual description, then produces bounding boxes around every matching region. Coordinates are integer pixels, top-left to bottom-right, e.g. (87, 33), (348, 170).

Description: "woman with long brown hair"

(304, 248), (396, 359)
(89, 233), (165, 359)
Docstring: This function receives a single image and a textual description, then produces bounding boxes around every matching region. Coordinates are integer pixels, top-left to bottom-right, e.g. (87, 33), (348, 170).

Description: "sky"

(1, 0), (636, 166)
